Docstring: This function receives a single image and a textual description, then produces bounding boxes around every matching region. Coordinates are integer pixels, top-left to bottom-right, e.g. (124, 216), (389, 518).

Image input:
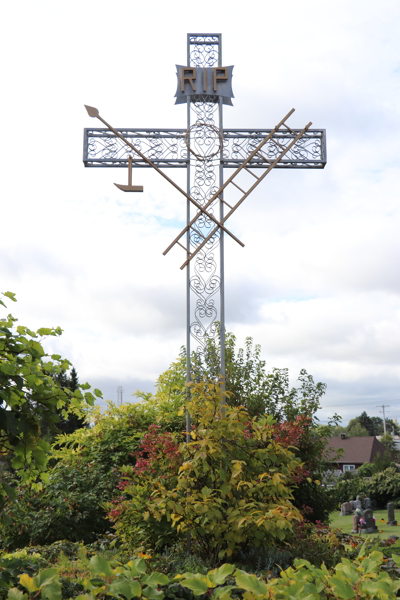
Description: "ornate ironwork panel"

(84, 128), (326, 168)
(187, 34), (222, 353)
(83, 128), (188, 168)
(222, 129), (326, 168)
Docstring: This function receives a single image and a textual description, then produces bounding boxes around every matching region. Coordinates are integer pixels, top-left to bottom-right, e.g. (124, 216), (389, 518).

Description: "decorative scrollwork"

(189, 35), (219, 68)
(187, 34), (222, 354)
(84, 128), (325, 168)
(185, 122), (223, 161)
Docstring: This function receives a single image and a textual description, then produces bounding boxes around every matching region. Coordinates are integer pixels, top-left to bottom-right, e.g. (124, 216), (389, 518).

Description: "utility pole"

(377, 404), (390, 435)
(117, 386), (124, 406)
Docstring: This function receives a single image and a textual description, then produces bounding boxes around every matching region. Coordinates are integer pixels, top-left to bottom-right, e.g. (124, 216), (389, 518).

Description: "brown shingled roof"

(325, 436), (386, 464)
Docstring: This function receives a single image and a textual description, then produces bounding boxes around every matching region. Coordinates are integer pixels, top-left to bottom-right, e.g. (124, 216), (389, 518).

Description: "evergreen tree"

(52, 367), (88, 436)
(358, 411), (375, 435)
(69, 367), (79, 392)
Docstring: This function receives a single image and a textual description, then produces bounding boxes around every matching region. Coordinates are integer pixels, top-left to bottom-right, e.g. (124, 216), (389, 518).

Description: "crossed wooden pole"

(85, 105), (312, 270)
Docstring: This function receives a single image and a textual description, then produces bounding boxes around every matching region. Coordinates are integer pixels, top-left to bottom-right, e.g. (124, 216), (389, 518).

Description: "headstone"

(342, 501), (352, 515)
(363, 509), (377, 533)
(388, 502), (397, 526)
(354, 499), (362, 510)
(341, 503), (347, 516)
(351, 513), (360, 533)
(363, 497), (372, 509)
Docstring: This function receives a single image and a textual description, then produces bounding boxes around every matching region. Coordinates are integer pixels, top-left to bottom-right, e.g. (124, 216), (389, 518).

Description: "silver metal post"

(186, 39), (192, 444)
(218, 37), (225, 397)
(186, 95), (192, 443)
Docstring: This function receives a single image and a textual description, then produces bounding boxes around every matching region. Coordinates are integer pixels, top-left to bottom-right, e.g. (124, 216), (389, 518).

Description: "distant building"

(326, 434), (387, 473)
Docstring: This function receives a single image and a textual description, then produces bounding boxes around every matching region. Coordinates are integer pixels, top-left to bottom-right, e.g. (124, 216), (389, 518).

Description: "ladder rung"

(281, 122), (295, 135)
(215, 194), (234, 210)
(222, 198), (233, 209)
(256, 151), (272, 163)
(244, 166), (260, 179)
(177, 240), (190, 253)
(231, 180), (246, 194)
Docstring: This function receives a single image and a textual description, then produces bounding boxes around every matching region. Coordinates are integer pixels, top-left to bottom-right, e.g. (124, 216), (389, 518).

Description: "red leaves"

(133, 424), (181, 476)
(272, 415), (311, 449)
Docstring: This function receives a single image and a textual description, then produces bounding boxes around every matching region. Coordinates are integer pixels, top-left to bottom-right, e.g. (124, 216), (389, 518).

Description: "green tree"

(181, 330), (327, 421)
(0, 292), (100, 507)
(53, 367), (87, 435)
(380, 433), (398, 458)
(347, 422), (370, 437)
(358, 411), (375, 435)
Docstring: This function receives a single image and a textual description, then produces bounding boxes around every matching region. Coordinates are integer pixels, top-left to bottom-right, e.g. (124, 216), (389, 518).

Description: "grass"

(330, 510), (400, 540)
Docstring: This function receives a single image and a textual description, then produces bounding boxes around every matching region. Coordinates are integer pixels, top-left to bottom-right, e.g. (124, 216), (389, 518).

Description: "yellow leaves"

(19, 575), (38, 593)
(271, 474), (281, 486)
(179, 462), (191, 473)
(171, 513), (183, 524)
(143, 511), (150, 521)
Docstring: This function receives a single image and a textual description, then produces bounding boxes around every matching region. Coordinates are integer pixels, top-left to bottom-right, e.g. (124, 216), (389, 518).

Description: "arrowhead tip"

(84, 105), (99, 118)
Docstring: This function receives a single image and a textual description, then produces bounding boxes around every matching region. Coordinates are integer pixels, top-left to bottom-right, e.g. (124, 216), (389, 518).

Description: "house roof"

(326, 436), (386, 464)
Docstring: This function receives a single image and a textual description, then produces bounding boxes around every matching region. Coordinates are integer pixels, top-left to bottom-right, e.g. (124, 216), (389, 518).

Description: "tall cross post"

(83, 33), (326, 422)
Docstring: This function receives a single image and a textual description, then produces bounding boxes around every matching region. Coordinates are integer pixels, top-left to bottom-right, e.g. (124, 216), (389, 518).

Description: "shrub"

(109, 382), (303, 563)
(10, 549), (400, 600)
(357, 462), (373, 477)
(0, 399), (184, 551)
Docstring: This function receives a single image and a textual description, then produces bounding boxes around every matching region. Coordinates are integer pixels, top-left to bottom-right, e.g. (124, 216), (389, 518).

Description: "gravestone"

(351, 513), (360, 533)
(340, 503), (347, 516)
(363, 508), (377, 533)
(354, 499), (362, 510)
(342, 501), (352, 515)
(388, 502), (397, 526)
(363, 497), (372, 509)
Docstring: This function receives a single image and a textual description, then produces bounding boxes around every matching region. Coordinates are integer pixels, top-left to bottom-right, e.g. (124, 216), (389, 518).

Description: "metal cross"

(83, 33), (326, 399)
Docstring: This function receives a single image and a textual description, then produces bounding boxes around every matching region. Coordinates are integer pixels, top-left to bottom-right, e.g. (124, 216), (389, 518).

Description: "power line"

(320, 400), (400, 409)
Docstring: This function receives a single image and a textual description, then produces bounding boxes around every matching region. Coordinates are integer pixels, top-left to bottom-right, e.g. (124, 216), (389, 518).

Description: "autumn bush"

(106, 381), (308, 563)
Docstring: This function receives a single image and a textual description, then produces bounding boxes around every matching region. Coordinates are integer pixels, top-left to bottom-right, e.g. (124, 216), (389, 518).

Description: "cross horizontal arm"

(83, 128), (326, 168)
(179, 118), (313, 270)
(86, 109), (244, 248)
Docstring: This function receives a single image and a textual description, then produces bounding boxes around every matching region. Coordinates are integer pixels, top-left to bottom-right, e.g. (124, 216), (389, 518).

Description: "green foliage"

(335, 411), (400, 438)
(186, 331), (328, 421)
(335, 466), (400, 507)
(52, 368), (87, 436)
(0, 460), (119, 549)
(356, 463), (373, 477)
(0, 400), (173, 550)
(346, 423), (370, 437)
(147, 335), (338, 523)
(0, 292), (97, 502)
(111, 382), (303, 563)
(380, 434), (398, 458)
(8, 549), (400, 600)
(372, 449), (394, 473)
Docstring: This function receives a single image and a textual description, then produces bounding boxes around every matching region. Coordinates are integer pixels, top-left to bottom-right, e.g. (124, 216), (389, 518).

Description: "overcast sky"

(1, 0), (400, 426)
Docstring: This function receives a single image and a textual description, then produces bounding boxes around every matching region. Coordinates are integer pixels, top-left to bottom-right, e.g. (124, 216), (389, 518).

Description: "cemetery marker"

(83, 33), (327, 398)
